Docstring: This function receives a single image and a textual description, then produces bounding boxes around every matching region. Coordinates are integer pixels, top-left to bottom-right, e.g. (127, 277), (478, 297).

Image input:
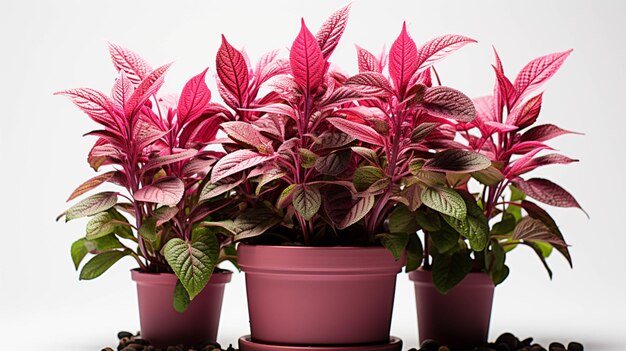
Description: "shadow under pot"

(409, 269), (495, 348)
(237, 244), (404, 349)
(131, 269), (232, 348)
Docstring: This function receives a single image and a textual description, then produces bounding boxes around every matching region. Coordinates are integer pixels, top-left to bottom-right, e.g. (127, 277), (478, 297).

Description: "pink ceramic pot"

(238, 244), (404, 346)
(409, 269), (495, 348)
(131, 270), (231, 347)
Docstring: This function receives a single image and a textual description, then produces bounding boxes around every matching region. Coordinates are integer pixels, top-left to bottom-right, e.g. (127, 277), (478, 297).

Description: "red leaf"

(517, 153), (579, 175)
(221, 121), (272, 153)
(133, 115), (168, 151)
(55, 88), (117, 129)
(290, 19), (325, 92)
(507, 93), (542, 128)
(323, 185), (374, 229)
(178, 68), (211, 125)
(210, 149), (277, 183)
(415, 34), (476, 72)
(511, 217), (566, 246)
(519, 200), (572, 266)
(520, 124), (580, 142)
(258, 58), (291, 85)
(505, 147), (549, 177)
(134, 177), (184, 206)
(422, 150), (491, 173)
(388, 22), (418, 95)
(107, 42), (153, 85)
(327, 117), (385, 146)
(422, 86), (475, 122)
(315, 3), (351, 59)
(492, 65), (516, 112)
(513, 50), (572, 105)
(345, 72), (393, 97)
(216, 35), (249, 107)
(513, 178), (586, 215)
(125, 63), (172, 117)
(356, 45), (381, 73)
(67, 171), (118, 202)
(504, 141), (551, 156)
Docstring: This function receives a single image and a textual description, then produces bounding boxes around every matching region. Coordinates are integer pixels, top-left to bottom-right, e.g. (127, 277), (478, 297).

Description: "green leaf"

(153, 206), (179, 226)
(65, 192), (118, 221)
(405, 234), (423, 272)
(410, 122), (438, 142)
(430, 228), (460, 254)
(351, 146), (379, 166)
(413, 171), (446, 186)
(471, 165), (504, 186)
(415, 209), (441, 232)
(199, 174), (244, 202)
(491, 212), (516, 235)
(71, 238), (88, 270)
(409, 159), (425, 175)
(292, 184), (322, 220)
(233, 208), (282, 241)
(79, 250), (129, 280)
(421, 186), (467, 220)
(277, 184), (297, 208)
(85, 211), (132, 240)
(442, 192), (489, 251)
(299, 148), (319, 168)
(139, 217), (157, 243)
(388, 205), (418, 234)
(84, 234), (124, 252)
(254, 168), (286, 195)
(431, 251), (473, 294)
(107, 208), (134, 239)
(377, 232), (409, 260)
(353, 166), (385, 192)
(534, 241), (553, 257)
(173, 280), (191, 313)
(163, 233), (219, 299)
(490, 265), (509, 285)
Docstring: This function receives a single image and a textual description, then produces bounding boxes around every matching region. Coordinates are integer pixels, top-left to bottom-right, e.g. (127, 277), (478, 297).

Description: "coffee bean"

(102, 348), (115, 351)
(496, 333), (519, 350)
(531, 344), (547, 351)
(118, 332), (134, 340)
(438, 347), (450, 351)
(421, 339), (440, 351)
(567, 342), (583, 351)
(520, 338), (534, 347)
(549, 342), (566, 351)
(495, 343), (510, 351)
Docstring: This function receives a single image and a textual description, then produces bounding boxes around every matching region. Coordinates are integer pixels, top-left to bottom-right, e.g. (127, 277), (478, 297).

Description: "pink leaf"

(512, 178), (586, 215)
(255, 49), (280, 79)
(315, 3), (351, 59)
(107, 42), (153, 85)
(492, 65), (516, 112)
(388, 22), (418, 95)
(415, 34), (476, 72)
(290, 19), (326, 92)
(134, 177), (184, 206)
(521, 124), (580, 142)
(55, 88), (117, 128)
(142, 149), (198, 173)
(504, 141), (551, 156)
(178, 68), (211, 125)
(505, 147), (549, 177)
(125, 63), (173, 117)
(327, 117), (385, 146)
(258, 58), (291, 85)
(112, 71), (134, 111)
(221, 121), (273, 153)
(513, 50), (572, 105)
(421, 86), (475, 122)
(345, 72), (393, 97)
(133, 115), (168, 151)
(507, 93), (542, 128)
(244, 103), (297, 119)
(356, 45), (381, 73)
(518, 153), (579, 175)
(210, 149), (277, 183)
(216, 35), (249, 107)
(511, 217), (566, 246)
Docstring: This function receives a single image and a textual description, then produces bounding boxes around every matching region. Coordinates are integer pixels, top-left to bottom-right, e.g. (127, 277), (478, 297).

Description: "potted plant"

(206, 6), (486, 350)
(56, 43), (241, 348)
(407, 48), (585, 347)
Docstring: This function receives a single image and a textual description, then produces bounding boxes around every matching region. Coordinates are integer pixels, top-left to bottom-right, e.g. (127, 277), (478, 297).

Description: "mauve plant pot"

(238, 244), (404, 346)
(409, 269), (495, 348)
(131, 269), (232, 347)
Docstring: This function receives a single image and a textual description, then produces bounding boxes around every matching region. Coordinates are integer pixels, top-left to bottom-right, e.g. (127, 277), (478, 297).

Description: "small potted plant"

(56, 44), (239, 348)
(206, 6), (487, 350)
(407, 48), (585, 347)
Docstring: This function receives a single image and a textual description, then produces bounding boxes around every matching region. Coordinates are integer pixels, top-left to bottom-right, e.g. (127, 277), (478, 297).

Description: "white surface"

(1, 0), (625, 349)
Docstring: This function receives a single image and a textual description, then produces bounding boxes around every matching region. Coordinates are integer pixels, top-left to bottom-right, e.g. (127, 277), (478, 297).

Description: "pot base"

(238, 336), (402, 351)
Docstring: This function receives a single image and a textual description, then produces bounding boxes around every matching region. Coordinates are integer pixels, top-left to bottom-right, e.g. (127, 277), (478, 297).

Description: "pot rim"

(408, 267), (494, 286)
(131, 269), (233, 285)
(237, 243), (404, 274)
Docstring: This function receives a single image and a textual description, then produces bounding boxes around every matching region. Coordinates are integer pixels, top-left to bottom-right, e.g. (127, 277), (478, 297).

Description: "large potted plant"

(56, 44), (240, 348)
(407, 49), (585, 347)
(205, 6), (487, 351)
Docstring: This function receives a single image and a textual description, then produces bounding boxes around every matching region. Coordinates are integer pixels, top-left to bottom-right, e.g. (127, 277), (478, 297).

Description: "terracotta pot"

(409, 269), (495, 348)
(238, 244), (404, 346)
(131, 269), (231, 347)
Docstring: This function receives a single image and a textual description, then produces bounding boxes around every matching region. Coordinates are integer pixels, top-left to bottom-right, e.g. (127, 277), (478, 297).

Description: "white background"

(1, 1), (625, 350)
